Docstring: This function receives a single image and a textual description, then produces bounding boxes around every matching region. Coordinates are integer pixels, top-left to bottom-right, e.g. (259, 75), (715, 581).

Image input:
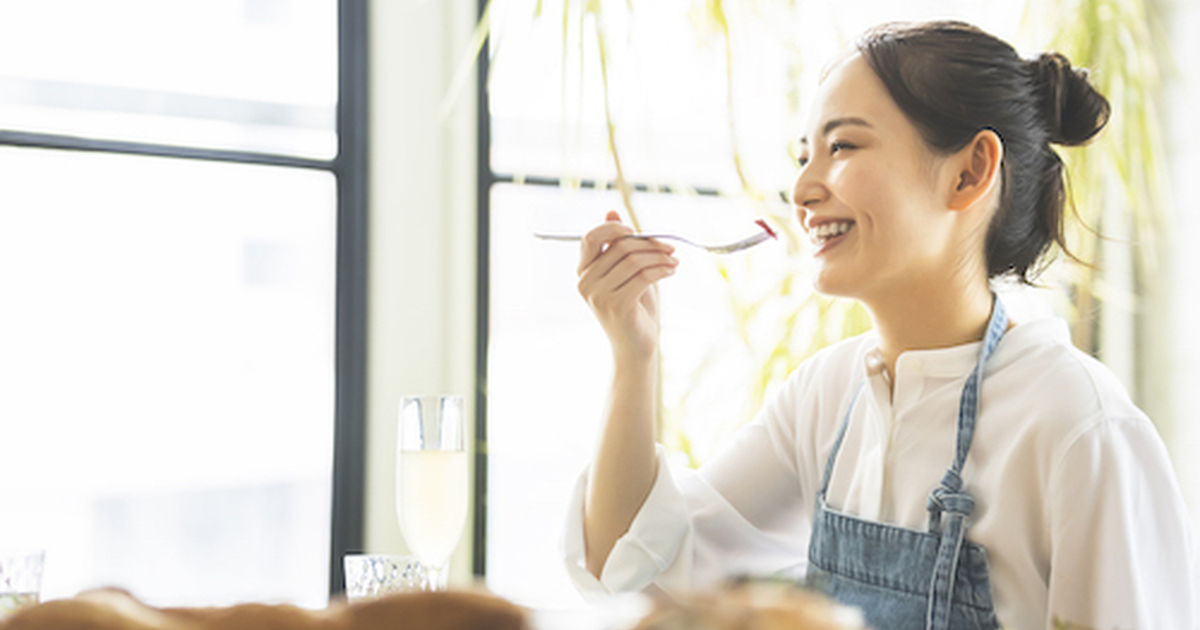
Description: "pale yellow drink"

(396, 450), (469, 566)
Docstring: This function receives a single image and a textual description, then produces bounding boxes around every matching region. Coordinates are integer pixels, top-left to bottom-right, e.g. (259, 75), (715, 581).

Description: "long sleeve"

(562, 378), (818, 601)
(1045, 415), (1198, 629)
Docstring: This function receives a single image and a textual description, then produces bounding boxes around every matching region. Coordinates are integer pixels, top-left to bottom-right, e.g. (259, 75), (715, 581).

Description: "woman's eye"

(797, 155), (810, 167)
(830, 141), (856, 154)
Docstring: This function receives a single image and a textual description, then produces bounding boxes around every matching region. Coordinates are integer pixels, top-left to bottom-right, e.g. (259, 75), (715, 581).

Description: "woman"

(561, 21), (1197, 630)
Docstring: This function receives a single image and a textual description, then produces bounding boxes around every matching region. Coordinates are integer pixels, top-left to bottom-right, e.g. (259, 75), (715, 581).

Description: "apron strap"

(817, 381), (866, 497)
(926, 296), (1008, 531)
(925, 295), (1009, 630)
(925, 508), (975, 630)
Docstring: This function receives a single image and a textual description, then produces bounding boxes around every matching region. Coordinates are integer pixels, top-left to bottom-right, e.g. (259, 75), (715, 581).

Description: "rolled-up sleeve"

(562, 386), (814, 600)
(562, 445), (695, 601)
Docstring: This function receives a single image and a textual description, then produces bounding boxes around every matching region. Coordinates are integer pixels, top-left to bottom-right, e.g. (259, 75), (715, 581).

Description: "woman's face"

(792, 54), (972, 302)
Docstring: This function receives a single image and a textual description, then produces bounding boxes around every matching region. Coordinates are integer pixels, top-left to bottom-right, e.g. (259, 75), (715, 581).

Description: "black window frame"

(0, 0), (369, 599)
(473, 0), (492, 578)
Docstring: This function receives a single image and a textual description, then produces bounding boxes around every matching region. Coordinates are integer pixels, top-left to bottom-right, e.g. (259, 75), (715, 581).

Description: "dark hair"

(855, 21), (1110, 282)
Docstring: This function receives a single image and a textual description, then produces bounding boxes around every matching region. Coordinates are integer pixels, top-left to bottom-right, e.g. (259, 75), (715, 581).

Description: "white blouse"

(563, 317), (1198, 629)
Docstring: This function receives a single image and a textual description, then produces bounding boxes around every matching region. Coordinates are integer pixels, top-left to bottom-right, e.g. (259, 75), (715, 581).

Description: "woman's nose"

(792, 165), (828, 209)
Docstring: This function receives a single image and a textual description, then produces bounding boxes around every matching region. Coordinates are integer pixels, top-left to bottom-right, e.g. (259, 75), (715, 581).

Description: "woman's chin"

(811, 267), (856, 299)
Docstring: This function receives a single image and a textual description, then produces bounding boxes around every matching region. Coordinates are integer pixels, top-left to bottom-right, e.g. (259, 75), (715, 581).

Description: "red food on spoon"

(755, 219), (778, 240)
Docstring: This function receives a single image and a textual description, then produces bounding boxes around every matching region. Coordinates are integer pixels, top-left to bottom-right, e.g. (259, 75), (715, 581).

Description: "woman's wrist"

(611, 341), (659, 372)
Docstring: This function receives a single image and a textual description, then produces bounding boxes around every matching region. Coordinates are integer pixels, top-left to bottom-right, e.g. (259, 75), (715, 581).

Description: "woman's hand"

(577, 210), (679, 360)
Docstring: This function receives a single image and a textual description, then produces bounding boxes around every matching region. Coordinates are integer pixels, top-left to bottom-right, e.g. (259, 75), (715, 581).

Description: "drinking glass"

(0, 550), (44, 619)
(343, 554), (433, 600)
(396, 395), (468, 591)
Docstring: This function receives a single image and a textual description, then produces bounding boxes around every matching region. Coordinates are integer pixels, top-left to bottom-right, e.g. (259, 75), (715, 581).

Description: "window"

(0, 0), (365, 607)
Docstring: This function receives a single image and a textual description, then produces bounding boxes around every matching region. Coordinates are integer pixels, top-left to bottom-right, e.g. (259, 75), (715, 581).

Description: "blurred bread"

(0, 587), (529, 630)
(341, 589), (528, 630)
(0, 582), (863, 630)
(631, 583), (869, 630)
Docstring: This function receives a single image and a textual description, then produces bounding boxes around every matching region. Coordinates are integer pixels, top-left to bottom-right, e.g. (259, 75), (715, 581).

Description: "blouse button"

(865, 351), (884, 373)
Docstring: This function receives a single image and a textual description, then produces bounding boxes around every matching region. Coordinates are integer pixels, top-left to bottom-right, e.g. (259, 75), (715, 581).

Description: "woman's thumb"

(605, 210), (621, 223)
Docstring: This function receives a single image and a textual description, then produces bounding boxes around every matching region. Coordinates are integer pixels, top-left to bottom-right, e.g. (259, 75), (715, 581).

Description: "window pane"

(485, 184), (620, 609)
(487, 1), (783, 191)
(0, 0), (336, 158)
(0, 146), (336, 607)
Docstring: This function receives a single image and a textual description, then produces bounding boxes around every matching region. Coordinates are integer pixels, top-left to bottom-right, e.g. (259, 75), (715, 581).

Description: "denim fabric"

(806, 298), (1008, 630)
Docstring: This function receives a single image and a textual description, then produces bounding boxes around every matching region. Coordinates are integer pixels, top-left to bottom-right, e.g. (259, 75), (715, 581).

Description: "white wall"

(366, 0), (478, 584)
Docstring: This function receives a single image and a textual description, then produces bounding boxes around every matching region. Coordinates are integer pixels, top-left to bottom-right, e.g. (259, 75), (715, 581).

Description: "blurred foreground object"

(0, 551), (44, 620)
(0, 587), (529, 630)
(631, 583), (868, 630)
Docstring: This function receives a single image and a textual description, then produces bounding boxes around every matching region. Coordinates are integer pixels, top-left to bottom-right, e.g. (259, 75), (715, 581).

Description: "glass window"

(0, 0), (337, 158)
(0, 147), (336, 607)
(0, 0), (344, 608)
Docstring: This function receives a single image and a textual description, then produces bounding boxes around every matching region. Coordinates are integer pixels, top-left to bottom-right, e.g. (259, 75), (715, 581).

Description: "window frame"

(473, 0), (491, 578)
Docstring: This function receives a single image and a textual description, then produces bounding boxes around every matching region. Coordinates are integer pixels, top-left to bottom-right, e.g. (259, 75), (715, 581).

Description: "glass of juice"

(0, 550), (44, 619)
(395, 395), (468, 591)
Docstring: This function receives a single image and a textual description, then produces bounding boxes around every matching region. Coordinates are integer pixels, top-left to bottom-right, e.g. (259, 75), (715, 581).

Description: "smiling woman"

(561, 20), (1196, 630)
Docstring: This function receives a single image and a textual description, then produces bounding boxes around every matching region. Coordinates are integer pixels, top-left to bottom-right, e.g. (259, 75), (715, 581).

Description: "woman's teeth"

(811, 221), (854, 244)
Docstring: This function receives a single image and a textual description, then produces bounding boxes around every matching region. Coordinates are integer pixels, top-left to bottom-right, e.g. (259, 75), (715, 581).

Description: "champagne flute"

(396, 395), (469, 590)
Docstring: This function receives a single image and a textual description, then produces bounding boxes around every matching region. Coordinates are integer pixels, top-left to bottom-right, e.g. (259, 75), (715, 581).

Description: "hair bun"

(1030, 52), (1111, 146)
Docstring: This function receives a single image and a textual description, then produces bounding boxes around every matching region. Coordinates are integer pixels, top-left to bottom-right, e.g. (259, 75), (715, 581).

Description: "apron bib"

(806, 298), (1008, 630)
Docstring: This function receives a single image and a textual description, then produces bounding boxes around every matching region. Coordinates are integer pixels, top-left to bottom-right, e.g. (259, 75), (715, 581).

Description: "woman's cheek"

(827, 162), (853, 195)
(832, 162), (878, 207)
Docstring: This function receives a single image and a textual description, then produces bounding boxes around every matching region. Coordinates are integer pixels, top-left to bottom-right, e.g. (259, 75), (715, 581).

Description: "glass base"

(343, 554), (449, 600)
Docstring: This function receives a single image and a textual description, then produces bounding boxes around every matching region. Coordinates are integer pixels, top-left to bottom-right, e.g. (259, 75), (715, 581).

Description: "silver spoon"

(535, 219), (777, 255)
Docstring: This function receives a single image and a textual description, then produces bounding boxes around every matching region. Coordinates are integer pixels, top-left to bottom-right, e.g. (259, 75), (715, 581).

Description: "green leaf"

(438, 0), (493, 122)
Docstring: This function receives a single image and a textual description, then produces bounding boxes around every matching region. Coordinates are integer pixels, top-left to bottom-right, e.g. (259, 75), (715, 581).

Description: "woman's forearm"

(582, 350), (660, 579)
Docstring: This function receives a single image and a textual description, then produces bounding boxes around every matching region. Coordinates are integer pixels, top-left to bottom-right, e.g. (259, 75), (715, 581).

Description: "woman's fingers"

(578, 248), (677, 318)
(578, 242), (676, 293)
(574, 212), (677, 353)
(581, 237), (675, 286)
(577, 212), (677, 274)
(573, 212), (677, 356)
(609, 262), (675, 306)
(578, 218), (634, 276)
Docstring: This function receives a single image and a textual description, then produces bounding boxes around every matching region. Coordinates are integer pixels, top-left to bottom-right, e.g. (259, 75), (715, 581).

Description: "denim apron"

(806, 299), (1007, 630)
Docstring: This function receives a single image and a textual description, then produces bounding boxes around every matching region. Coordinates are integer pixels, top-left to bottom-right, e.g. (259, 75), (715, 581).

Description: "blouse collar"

(860, 317), (1071, 380)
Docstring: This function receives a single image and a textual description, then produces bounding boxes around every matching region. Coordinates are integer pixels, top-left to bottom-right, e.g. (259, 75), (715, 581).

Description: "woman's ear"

(948, 129), (1004, 211)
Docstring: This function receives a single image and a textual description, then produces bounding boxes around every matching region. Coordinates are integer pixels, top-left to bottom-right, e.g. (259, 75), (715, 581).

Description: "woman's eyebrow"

(798, 116), (874, 146)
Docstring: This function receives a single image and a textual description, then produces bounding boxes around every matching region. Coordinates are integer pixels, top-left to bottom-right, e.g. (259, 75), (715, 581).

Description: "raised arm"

(576, 210), (678, 578)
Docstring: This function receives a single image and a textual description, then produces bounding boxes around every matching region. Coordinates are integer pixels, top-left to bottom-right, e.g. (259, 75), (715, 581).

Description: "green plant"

(1020, 0), (1170, 430)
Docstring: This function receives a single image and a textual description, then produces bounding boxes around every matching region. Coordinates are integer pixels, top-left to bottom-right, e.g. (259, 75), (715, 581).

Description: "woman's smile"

(807, 219), (857, 255)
